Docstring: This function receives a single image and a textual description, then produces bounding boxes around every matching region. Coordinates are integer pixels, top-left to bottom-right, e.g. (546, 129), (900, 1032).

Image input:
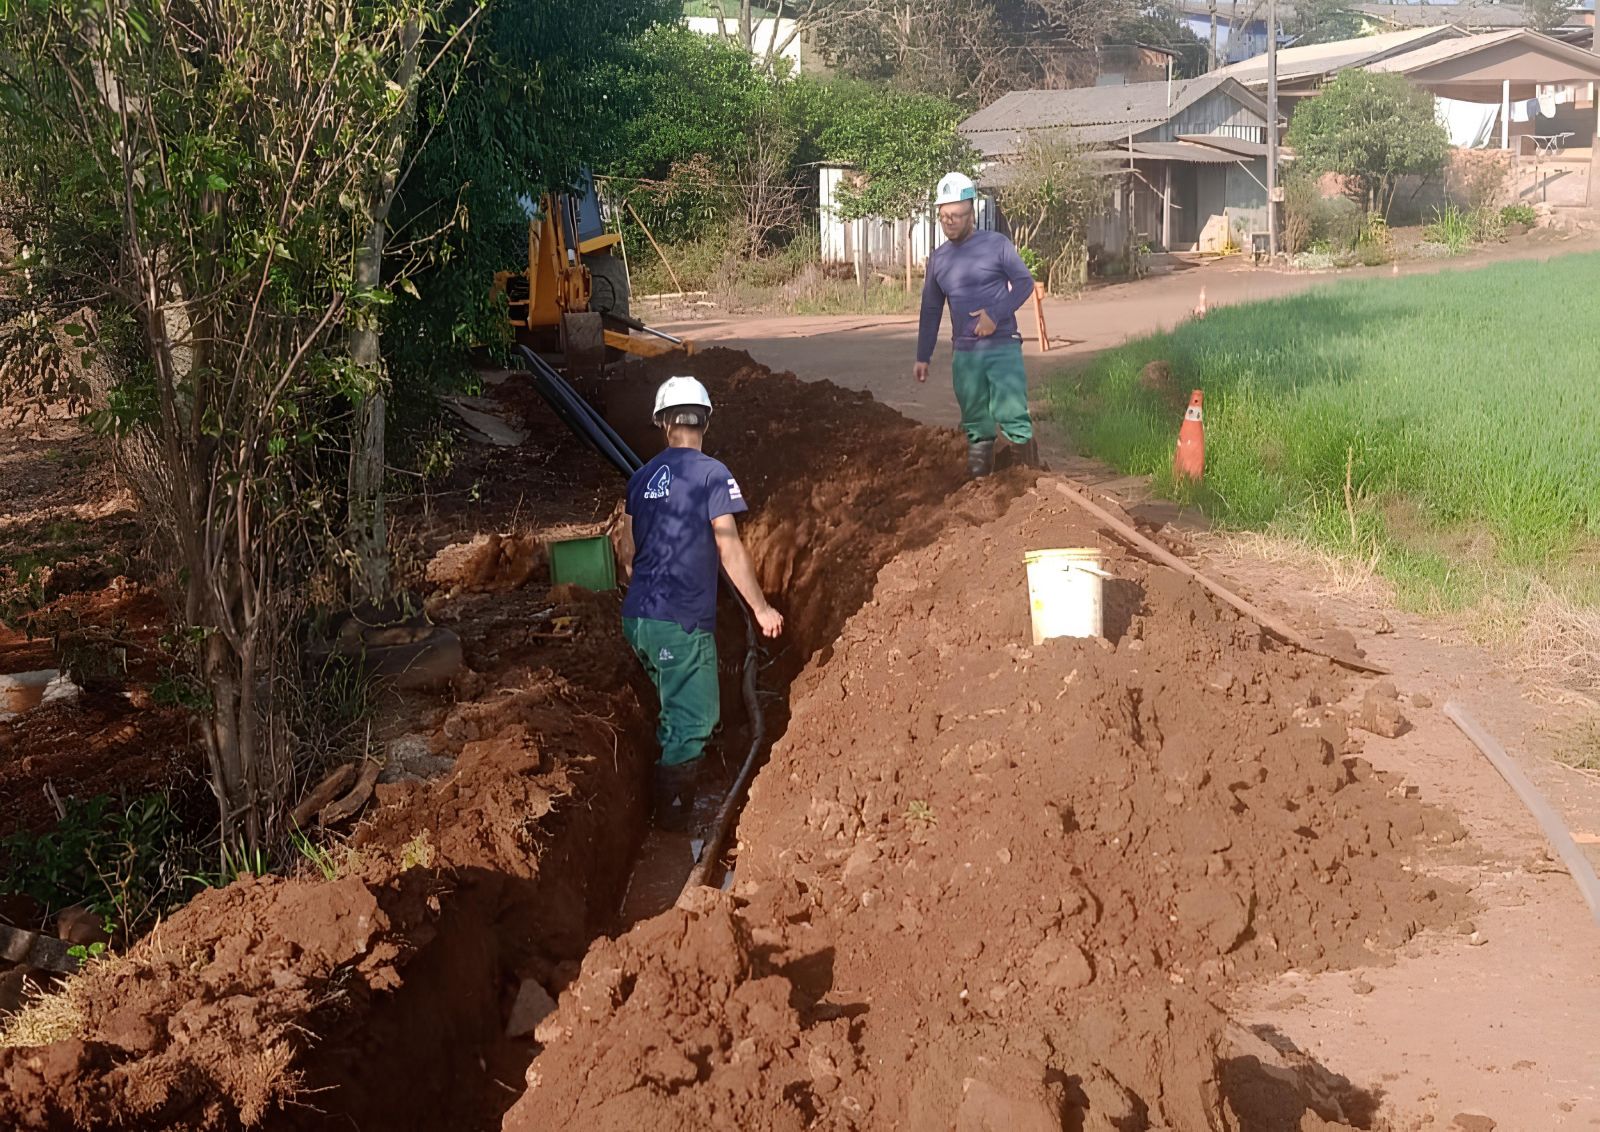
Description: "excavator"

(492, 170), (693, 373)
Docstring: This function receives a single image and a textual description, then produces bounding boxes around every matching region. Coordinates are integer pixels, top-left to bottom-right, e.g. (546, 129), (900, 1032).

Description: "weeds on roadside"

(1423, 204), (1475, 254)
(0, 791), (205, 941)
(289, 828), (340, 881)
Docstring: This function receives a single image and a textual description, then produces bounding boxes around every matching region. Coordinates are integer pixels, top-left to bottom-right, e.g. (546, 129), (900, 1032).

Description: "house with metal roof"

(1350, 2), (1591, 37)
(1214, 25), (1464, 103)
(1219, 26), (1600, 205)
(959, 75), (1286, 254)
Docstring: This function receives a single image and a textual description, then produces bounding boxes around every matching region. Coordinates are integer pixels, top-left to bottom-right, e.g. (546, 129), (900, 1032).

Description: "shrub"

(1286, 71), (1450, 214)
(1470, 206), (1505, 243)
(1423, 204), (1474, 255)
(1282, 171), (1321, 255)
(1500, 203), (1538, 227)
(1356, 212), (1392, 264)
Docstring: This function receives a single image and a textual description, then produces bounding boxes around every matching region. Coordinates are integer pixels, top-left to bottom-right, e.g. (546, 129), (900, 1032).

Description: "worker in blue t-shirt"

(914, 170), (1043, 478)
(618, 376), (783, 831)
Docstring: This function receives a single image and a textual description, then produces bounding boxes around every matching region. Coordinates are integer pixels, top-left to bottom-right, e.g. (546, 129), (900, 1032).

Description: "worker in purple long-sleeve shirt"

(913, 171), (1042, 477)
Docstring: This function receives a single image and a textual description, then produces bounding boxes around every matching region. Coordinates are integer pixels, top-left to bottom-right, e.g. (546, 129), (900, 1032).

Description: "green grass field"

(1052, 253), (1600, 613)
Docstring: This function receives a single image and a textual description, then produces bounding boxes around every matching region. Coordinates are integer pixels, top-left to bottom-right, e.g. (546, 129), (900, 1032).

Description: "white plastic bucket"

(1025, 549), (1107, 644)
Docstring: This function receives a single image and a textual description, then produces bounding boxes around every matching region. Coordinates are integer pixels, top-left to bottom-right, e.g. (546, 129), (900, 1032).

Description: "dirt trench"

(0, 349), (1473, 1130)
(501, 378), (1474, 1127)
(0, 350), (984, 1130)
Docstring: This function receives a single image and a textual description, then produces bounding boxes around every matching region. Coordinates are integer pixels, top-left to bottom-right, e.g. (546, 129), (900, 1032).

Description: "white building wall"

(685, 16), (802, 71)
(819, 166), (995, 268)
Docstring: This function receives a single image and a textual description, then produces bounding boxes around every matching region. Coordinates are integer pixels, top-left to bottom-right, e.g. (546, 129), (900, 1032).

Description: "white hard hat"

(935, 171), (978, 207)
(653, 375), (712, 421)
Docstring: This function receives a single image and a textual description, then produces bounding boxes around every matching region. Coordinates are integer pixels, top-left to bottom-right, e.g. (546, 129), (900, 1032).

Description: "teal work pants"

(622, 617), (720, 767)
(952, 341), (1032, 445)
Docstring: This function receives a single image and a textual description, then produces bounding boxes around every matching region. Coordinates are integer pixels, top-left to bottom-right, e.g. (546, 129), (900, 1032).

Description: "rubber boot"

(1016, 437), (1044, 470)
(652, 760), (699, 833)
(967, 439), (996, 479)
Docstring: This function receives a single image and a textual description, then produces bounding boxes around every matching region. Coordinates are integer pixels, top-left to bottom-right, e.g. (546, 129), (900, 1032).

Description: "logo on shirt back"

(643, 466), (672, 500)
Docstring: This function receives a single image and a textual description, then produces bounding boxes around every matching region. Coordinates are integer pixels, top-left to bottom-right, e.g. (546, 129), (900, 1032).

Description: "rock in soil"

(506, 978), (558, 1039)
(1356, 679), (1412, 738)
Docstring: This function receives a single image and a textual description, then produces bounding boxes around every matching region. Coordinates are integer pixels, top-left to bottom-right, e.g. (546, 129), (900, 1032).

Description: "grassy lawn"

(1052, 253), (1600, 619)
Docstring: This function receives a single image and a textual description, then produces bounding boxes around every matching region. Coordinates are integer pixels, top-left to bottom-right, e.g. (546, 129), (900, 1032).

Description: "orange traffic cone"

(1193, 287), (1207, 318)
(1173, 389), (1205, 482)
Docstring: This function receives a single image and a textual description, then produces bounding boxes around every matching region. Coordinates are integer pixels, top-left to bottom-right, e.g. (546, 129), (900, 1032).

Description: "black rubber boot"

(967, 439), (996, 479)
(652, 760), (700, 833)
(1016, 437), (1044, 469)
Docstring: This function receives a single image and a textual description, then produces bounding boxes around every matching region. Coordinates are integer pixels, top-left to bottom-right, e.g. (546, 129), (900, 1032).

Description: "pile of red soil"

(0, 349), (980, 1130)
(0, 871), (433, 1129)
(508, 483), (1469, 1131)
(0, 349), (1471, 1131)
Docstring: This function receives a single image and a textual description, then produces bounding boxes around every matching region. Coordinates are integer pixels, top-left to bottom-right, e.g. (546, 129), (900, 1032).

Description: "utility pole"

(1266, 0), (1280, 258)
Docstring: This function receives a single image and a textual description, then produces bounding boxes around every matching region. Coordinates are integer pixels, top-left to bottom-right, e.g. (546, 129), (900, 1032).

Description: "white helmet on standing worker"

(653, 376), (713, 426)
(934, 171), (978, 207)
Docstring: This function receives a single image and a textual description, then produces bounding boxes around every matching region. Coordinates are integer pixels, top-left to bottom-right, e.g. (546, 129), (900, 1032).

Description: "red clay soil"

(508, 481), (1470, 1131)
(0, 581), (201, 845)
(0, 350), (1473, 1130)
(0, 350), (979, 1130)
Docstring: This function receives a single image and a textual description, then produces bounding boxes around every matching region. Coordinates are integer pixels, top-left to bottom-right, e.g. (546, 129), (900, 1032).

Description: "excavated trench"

(0, 349), (1472, 1131)
(0, 350), (984, 1131)
(283, 351), (976, 1131)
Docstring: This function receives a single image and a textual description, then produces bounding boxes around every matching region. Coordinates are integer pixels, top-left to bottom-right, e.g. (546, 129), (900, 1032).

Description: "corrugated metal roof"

(1169, 0), (1298, 21)
(1353, 3), (1531, 28)
(961, 74), (1233, 135)
(1119, 140), (1256, 163)
(1215, 25), (1456, 84)
(1366, 26), (1600, 74)
(1175, 133), (1269, 157)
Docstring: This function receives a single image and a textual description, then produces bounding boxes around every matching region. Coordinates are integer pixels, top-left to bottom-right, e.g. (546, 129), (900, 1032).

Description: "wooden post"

(625, 199), (685, 295)
(1032, 282), (1050, 353)
(1502, 78), (1511, 150)
(854, 217), (866, 299)
(905, 218), (913, 292)
(1162, 163), (1174, 250)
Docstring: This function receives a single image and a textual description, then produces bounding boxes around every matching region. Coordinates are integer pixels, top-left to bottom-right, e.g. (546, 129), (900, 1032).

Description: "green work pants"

(622, 617), (720, 768)
(952, 341), (1032, 445)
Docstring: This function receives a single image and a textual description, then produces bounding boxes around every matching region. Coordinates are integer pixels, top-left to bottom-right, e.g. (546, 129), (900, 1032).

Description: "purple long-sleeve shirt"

(915, 229), (1037, 363)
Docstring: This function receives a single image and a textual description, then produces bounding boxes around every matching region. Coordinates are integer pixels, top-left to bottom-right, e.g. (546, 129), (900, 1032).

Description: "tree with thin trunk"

(0, 0), (481, 854)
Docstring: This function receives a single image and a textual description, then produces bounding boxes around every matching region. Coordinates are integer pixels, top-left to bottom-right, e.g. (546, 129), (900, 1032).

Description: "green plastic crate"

(548, 535), (617, 592)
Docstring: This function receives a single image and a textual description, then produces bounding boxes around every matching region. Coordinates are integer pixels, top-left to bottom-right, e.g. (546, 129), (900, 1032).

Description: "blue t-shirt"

(915, 229), (1037, 363)
(622, 448), (747, 634)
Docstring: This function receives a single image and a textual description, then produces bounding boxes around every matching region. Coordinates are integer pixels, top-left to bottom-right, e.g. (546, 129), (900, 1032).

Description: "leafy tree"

(995, 136), (1107, 291)
(814, 0), (1140, 105)
(580, 26), (787, 251)
(1286, 71), (1450, 215)
(0, 0), (477, 852)
(1284, 0), (1366, 46)
(382, 0), (678, 404)
(792, 79), (975, 221)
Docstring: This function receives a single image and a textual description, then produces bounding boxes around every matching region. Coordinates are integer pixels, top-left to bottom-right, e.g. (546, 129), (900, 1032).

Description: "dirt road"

(656, 230), (1600, 433)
